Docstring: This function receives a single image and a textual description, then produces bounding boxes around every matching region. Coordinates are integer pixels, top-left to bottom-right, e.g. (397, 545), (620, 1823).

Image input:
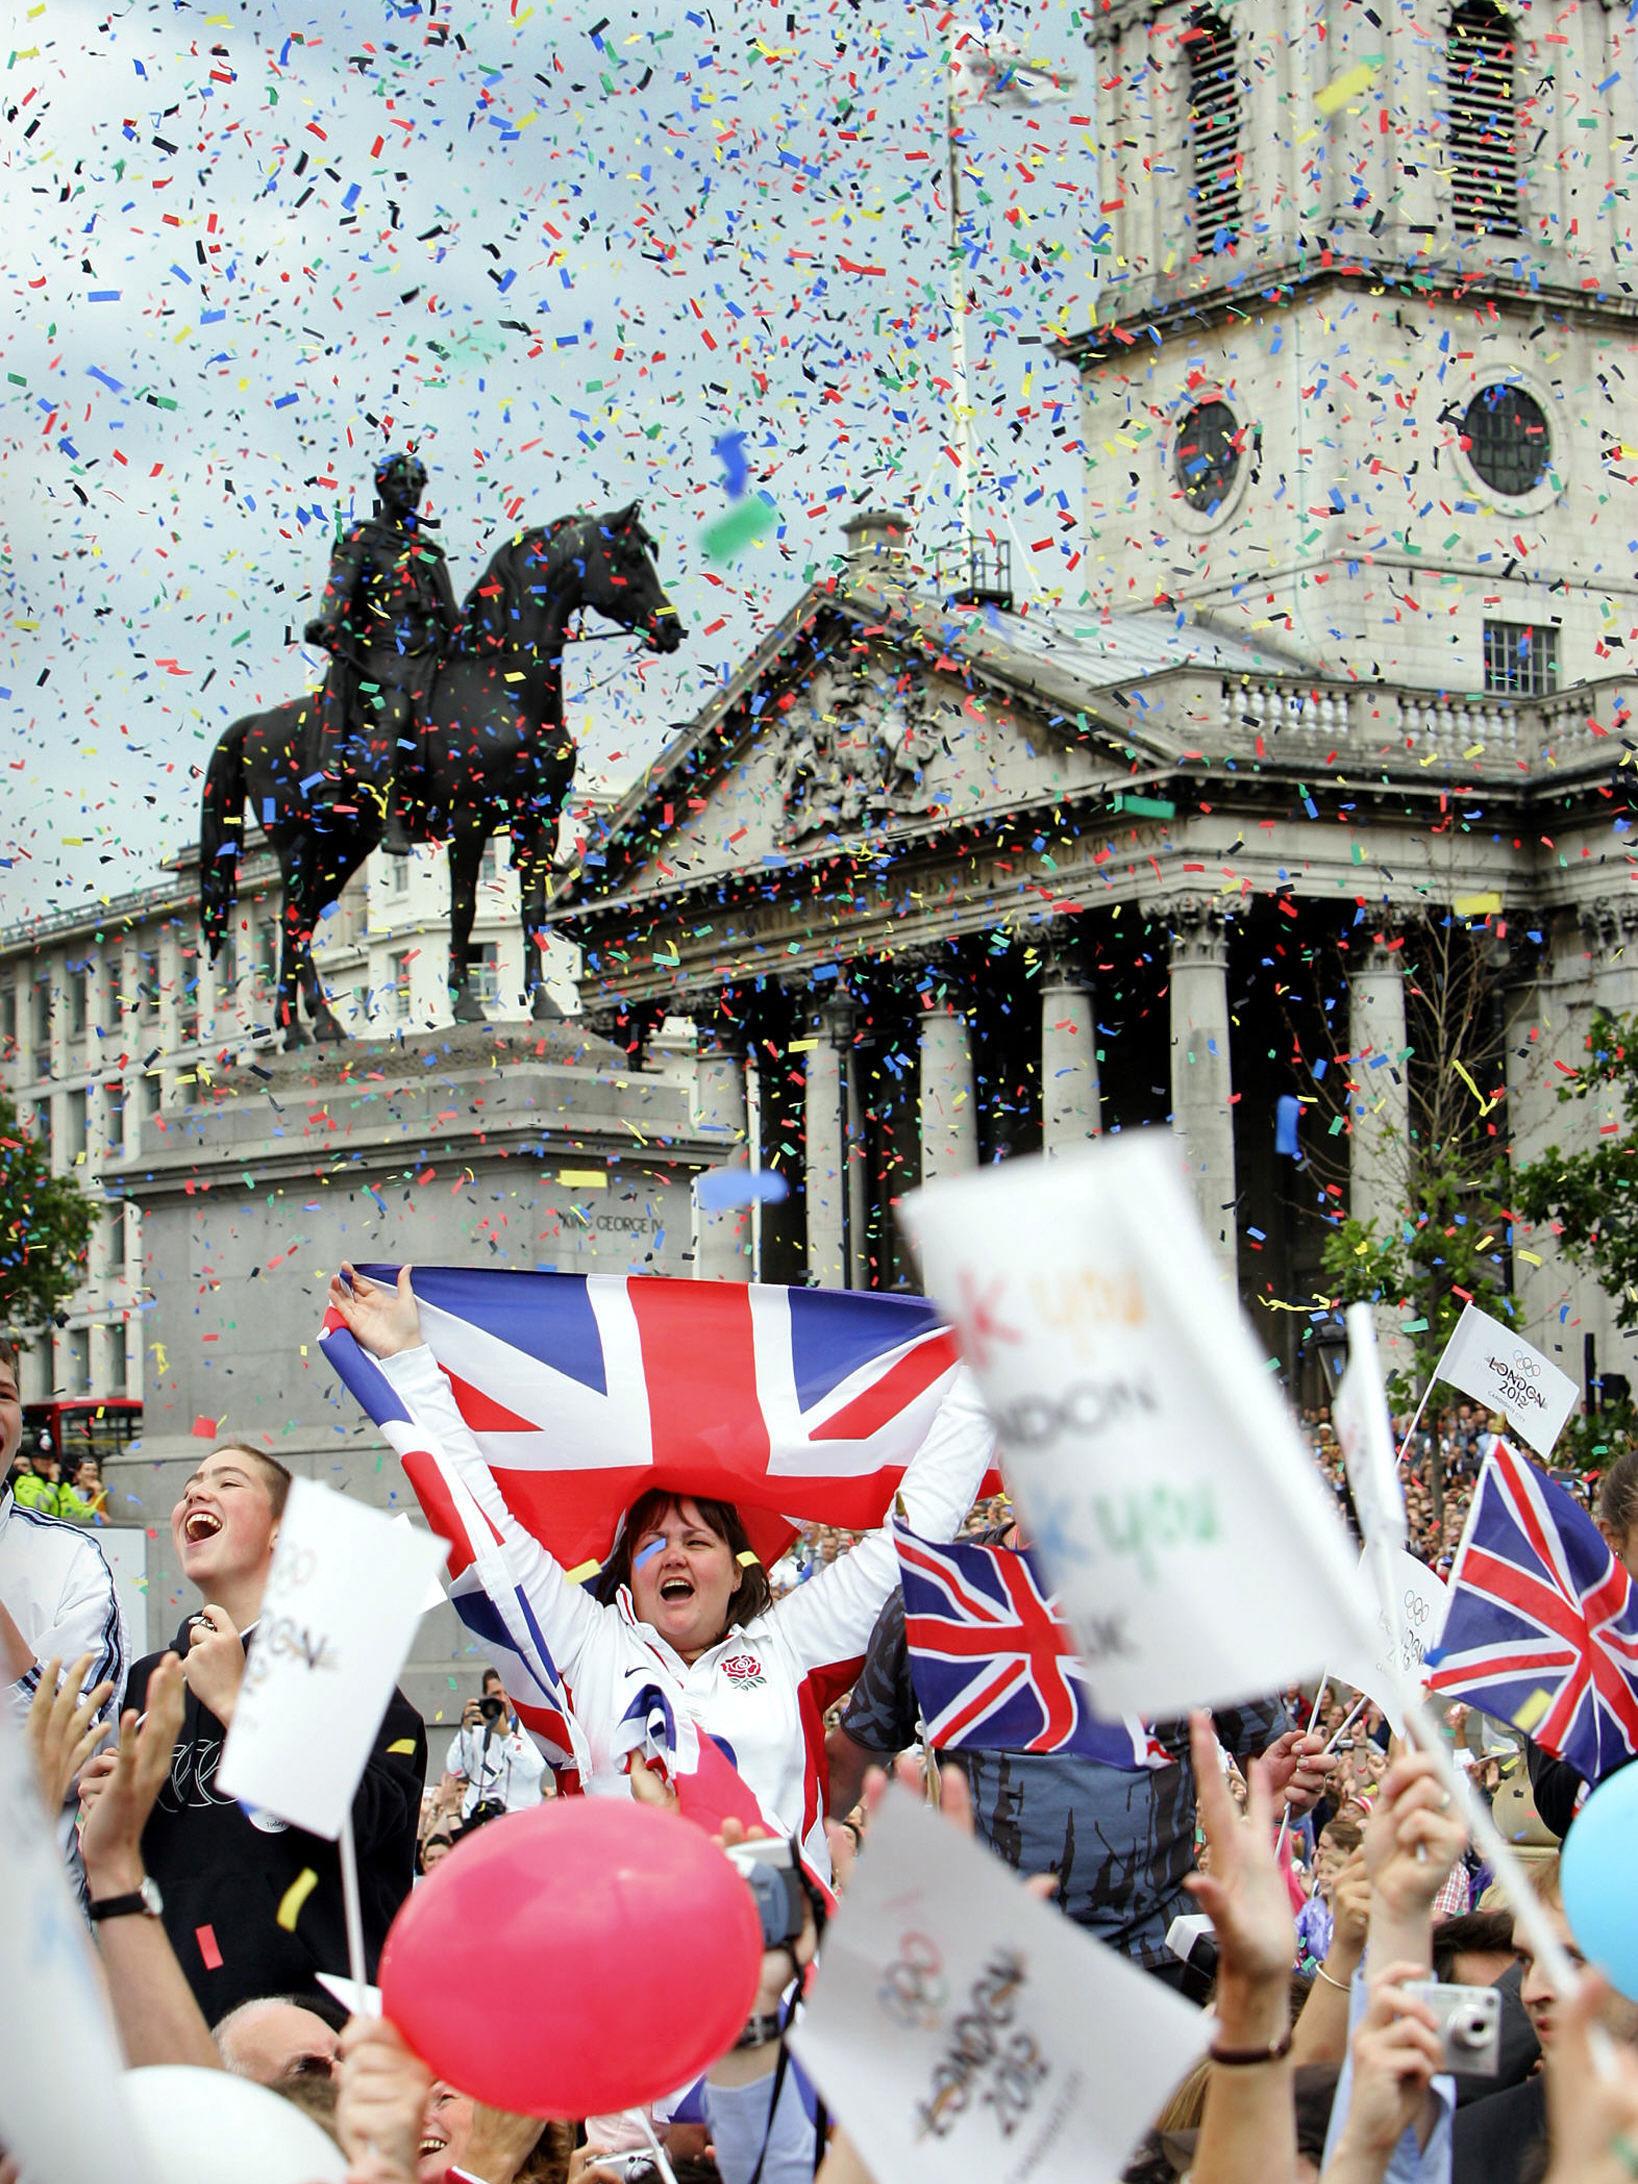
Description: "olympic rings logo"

(878, 1931), (949, 2031)
(1511, 1350), (1541, 1379)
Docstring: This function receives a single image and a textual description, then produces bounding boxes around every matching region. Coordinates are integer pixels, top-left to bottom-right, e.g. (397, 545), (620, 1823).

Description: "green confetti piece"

(701, 498), (776, 562)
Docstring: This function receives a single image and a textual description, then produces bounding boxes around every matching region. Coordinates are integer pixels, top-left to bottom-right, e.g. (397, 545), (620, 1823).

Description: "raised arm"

(327, 1266), (604, 1694)
(770, 1364), (994, 1677)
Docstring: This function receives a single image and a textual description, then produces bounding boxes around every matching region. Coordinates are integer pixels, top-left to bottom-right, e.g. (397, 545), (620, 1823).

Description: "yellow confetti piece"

(1316, 61), (1377, 116)
(1453, 892), (1502, 918)
(1511, 1688), (1553, 1736)
(386, 1739), (417, 1755)
(735, 1549), (761, 1567)
(276, 1869), (319, 1932)
(559, 1169), (607, 1189)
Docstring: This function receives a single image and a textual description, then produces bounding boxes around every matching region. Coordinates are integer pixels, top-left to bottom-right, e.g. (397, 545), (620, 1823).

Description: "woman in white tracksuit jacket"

(328, 1265), (995, 1883)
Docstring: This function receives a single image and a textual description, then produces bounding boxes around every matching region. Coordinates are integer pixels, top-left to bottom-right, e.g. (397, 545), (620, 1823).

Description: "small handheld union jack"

(896, 1526), (1170, 1769)
(1424, 1435), (1638, 1785)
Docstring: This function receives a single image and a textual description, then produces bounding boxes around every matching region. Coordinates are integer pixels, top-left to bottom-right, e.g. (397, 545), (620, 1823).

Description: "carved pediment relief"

(771, 655), (955, 847)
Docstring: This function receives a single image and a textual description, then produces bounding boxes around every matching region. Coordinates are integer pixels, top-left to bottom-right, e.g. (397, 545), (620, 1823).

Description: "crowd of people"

(5, 1274), (1638, 2184)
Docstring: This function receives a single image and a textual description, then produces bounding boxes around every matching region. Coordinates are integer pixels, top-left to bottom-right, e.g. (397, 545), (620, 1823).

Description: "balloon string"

(635, 2111), (680, 2184)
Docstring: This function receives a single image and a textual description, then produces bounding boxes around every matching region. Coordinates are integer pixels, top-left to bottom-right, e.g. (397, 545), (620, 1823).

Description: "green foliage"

(0, 1093), (97, 1335)
(1514, 1008), (1638, 1336)
(1321, 1152), (1518, 1403)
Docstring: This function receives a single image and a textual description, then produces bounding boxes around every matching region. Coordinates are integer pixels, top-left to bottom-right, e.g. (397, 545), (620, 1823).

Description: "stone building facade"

(546, 0), (1638, 1401)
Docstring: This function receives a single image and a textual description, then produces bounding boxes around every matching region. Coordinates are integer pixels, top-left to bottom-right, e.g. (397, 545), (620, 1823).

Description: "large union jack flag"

(322, 1265), (963, 1577)
(1424, 1436), (1638, 1785)
(897, 1528), (1170, 1769)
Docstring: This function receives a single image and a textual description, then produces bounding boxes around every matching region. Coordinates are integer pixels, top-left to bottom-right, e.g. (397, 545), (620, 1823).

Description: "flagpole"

(1393, 1373), (1437, 1469)
(945, 50), (977, 561)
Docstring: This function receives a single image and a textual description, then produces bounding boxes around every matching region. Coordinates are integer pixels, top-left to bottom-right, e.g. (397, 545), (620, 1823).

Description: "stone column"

(692, 1015), (752, 1282)
(1347, 930), (1411, 1237)
(804, 996), (854, 1287)
(1039, 942), (1100, 1152)
(918, 996), (977, 1182)
(1167, 900), (1236, 1264)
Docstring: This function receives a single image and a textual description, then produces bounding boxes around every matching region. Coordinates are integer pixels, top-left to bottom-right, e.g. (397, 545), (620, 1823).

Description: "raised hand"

(1183, 1710), (1294, 1989)
(1362, 1751), (1469, 1916)
(24, 1653), (114, 1814)
(80, 1654), (185, 1897)
(182, 1604), (247, 1727)
(325, 1264), (423, 1360)
(1541, 1970), (1638, 2184)
(1326, 1962), (1445, 2173)
(335, 2015), (432, 2184)
(1262, 1726), (1339, 1815)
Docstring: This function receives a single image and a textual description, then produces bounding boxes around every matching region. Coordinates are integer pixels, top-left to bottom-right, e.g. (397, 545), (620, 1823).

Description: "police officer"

(304, 451), (459, 855)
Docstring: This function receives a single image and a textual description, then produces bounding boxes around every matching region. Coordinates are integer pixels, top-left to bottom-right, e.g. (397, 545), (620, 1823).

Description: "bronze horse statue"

(199, 504), (683, 1042)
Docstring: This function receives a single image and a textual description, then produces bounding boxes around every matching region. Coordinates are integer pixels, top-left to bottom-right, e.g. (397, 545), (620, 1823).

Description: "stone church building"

(550, 0), (1638, 1402)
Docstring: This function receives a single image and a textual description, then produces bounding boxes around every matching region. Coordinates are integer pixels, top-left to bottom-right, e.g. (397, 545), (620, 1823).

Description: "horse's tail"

(199, 715), (248, 958)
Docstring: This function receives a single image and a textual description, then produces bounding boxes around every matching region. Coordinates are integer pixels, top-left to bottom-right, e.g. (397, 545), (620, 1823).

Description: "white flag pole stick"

(1319, 1693), (1369, 1755)
(1273, 1676), (1333, 1856)
(338, 1811), (368, 1993)
(1394, 1373), (1439, 1468)
(636, 2110), (681, 2184)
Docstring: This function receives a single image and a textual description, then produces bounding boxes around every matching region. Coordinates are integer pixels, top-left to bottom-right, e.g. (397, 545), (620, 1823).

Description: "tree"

(1514, 1006), (1638, 1465)
(1514, 1007), (1638, 1333)
(0, 1093), (97, 1334)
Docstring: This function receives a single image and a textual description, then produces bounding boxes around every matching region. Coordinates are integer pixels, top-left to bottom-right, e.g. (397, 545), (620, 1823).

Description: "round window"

(1461, 384), (1551, 497)
(1174, 399), (1242, 515)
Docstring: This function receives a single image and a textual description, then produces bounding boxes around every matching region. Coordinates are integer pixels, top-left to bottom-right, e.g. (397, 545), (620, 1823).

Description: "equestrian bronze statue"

(198, 491), (683, 1043)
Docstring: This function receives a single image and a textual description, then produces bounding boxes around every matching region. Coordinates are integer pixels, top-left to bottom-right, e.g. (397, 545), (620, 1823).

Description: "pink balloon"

(380, 1798), (764, 2117)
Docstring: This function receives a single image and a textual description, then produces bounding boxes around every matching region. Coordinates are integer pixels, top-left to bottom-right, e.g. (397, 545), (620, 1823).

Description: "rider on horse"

(302, 450), (459, 856)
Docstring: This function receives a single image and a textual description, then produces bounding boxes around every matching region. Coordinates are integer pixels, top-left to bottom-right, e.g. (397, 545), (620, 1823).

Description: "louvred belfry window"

(1186, 11), (1241, 253)
(1449, 1), (1521, 237)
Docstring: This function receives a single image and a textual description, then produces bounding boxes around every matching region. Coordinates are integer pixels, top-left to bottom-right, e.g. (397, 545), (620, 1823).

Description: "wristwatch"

(733, 2011), (785, 2051)
(89, 1876), (164, 1923)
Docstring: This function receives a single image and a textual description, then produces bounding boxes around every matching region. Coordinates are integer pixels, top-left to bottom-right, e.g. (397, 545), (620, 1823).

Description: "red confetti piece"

(195, 1925), (223, 1971)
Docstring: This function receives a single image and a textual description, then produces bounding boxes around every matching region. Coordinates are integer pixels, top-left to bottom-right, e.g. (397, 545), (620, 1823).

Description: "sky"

(4, 0), (1103, 924)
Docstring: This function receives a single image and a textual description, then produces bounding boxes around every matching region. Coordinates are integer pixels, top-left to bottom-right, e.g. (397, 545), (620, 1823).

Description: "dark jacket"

(127, 1618), (427, 2022)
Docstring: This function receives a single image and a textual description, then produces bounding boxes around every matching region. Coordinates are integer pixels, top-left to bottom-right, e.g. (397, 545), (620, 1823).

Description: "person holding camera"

(443, 1667), (546, 1825)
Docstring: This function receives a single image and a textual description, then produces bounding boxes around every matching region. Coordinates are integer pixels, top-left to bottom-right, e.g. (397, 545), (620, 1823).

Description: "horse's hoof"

(313, 1013), (347, 1044)
(531, 988), (566, 1023)
(451, 993), (487, 1025)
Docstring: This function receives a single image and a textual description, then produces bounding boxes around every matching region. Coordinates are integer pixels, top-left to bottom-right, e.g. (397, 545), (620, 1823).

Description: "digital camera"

(1404, 1980), (1503, 2077)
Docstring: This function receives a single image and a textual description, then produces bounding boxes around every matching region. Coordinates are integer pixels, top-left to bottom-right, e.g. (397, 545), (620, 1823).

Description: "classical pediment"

(550, 578), (1240, 922)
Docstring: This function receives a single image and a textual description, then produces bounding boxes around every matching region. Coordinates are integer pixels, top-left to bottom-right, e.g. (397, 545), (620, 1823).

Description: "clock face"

(1462, 384), (1550, 496)
(1174, 399), (1243, 514)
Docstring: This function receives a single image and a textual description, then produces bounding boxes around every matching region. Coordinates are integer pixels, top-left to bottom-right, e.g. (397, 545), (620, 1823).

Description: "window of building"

(1449, 2), (1521, 238)
(388, 856), (412, 901)
(390, 950), (413, 1021)
(1483, 619), (1559, 696)
(31, 1098), (52, 1159)
(67, 964), (89, 1040)
(472, 943), (501, 1007)
(141, 1074), (163, 1121)
(1185, 11), (1241, 253)
(31, 975), (51, 1060)
(1174, 399), (1243, 515)
(216, 931), (237, 1001)
(66, 1089), (89, 1165)
(65, 1326), (92, 1397)
(0, 983), (15, 1056)
(480, 837), (504, 886)
(1461, 383), (1550, 497)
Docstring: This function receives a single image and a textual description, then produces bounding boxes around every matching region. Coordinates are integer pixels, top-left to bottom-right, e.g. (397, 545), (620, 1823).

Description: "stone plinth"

(107, 1026), (721, 1727)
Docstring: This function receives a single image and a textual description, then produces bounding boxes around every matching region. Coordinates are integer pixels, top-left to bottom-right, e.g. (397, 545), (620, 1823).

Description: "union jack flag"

(1424, 1436), (1638, 1785)
(321, 1267), (971, 1763)
(323, 1265), (963, 1574)
(897, 1528), (1170, 1769)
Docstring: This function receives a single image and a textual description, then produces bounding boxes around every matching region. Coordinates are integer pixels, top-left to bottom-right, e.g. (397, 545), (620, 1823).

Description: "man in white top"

(0, 1334), (126, 1719)
(442, 1666), (547, 1821)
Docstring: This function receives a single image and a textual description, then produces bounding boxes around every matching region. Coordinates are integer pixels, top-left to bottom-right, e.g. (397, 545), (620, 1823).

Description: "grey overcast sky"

(4, 0), (1105, 925)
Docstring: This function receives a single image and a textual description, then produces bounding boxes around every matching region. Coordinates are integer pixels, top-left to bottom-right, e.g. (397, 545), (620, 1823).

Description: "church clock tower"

(1066, 0), (1637, 700)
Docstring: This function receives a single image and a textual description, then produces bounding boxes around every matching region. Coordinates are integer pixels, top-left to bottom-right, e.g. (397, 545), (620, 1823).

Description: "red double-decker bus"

(21, 1398), (142, 1468)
